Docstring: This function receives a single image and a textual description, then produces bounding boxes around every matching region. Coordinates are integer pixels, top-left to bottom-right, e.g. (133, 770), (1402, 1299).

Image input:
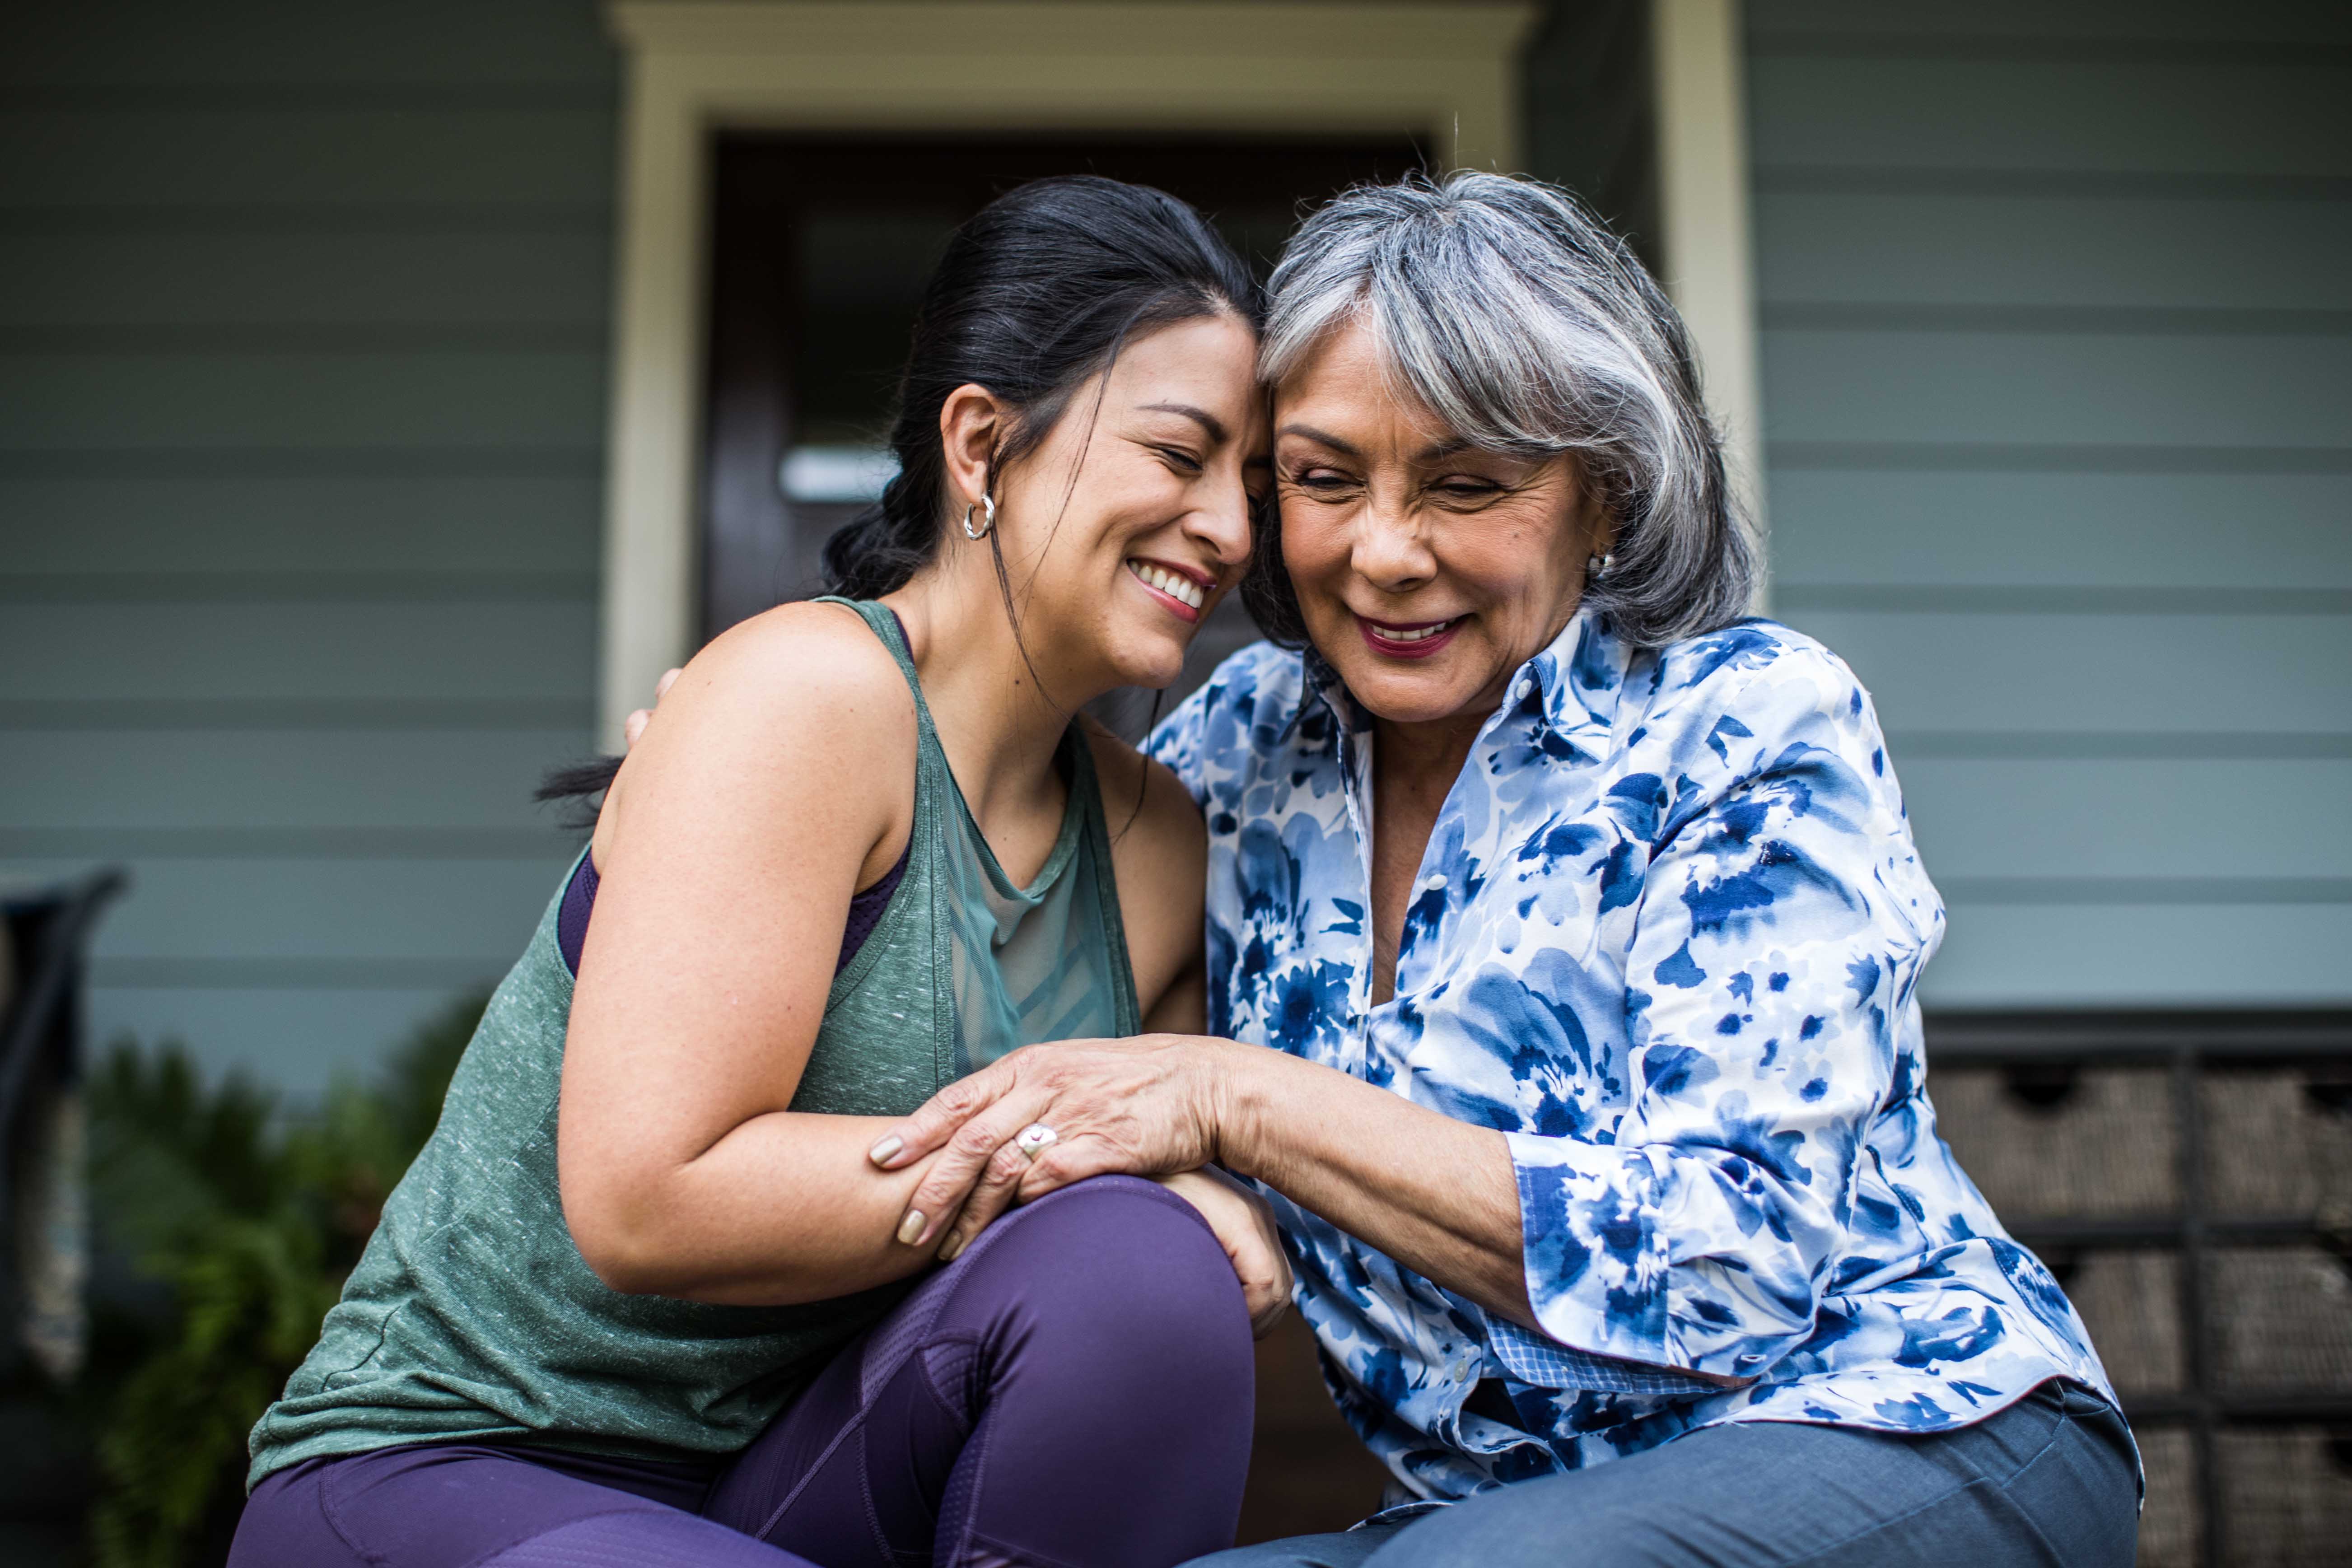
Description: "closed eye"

(1430, 477), (1508, 505)
(1287, 466), (1357, 491)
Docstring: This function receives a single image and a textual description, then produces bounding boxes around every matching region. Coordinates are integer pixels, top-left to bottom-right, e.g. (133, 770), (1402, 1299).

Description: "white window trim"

(597, 0), (1539, 744)
(1651, 0), (1768, 605)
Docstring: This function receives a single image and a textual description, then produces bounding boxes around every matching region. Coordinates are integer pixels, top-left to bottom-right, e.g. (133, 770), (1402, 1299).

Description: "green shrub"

(84, 993), (486, 1568)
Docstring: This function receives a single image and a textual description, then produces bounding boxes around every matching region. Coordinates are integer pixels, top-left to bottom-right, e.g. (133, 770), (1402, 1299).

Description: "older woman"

(868, 174), (2140, 1566)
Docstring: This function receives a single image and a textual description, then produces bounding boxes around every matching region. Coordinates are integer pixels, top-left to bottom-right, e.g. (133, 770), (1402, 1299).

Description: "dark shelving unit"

(1928, 1011), (2352, 1568)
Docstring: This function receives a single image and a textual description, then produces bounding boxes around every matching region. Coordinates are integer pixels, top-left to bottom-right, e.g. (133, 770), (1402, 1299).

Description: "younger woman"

(230, 177), (1284, 1568)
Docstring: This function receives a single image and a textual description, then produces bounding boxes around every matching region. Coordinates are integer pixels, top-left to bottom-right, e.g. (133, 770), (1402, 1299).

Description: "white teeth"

(1129, 560), (1205, 610)
(1379, 619), (1456, 643)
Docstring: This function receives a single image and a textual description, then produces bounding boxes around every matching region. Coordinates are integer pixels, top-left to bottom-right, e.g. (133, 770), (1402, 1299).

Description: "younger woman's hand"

(1156, 1167), (1292, 1338)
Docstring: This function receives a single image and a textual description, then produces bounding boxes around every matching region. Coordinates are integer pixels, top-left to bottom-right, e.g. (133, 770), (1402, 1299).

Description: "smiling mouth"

(1366, 617), (1458, 644)
(1357, 613), (1465, 658)
(1126, 558), (1208, 613)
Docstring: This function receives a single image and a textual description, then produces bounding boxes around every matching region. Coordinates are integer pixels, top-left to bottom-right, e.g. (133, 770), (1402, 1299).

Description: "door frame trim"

(1652, 0), (1767, 602)
(597, 0), (1538, 743)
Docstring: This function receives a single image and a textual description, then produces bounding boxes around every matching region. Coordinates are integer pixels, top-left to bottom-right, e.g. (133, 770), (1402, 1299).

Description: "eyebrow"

(1280, 423), (1473, 466)
(1276, 422), (1361, 457)
(1141, 402), (1228, 444)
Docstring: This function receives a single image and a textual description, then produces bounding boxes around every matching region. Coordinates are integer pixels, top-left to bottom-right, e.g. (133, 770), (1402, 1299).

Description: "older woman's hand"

(868, 1033), (1233, 1260)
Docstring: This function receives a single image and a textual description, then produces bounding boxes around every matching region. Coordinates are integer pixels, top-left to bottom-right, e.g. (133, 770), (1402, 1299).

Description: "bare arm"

(560, 604), (936, 1306)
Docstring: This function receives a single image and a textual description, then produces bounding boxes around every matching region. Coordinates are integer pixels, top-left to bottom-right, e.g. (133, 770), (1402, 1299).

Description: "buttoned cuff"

(1503, 1131), (1735, 1393)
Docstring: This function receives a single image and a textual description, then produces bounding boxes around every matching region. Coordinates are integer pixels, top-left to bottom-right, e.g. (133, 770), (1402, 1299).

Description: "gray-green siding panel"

(1745, 0), (2352, 49)
(2, 602), (595, 702)
(1896, 759), (2352, 881)
(6, 0), (615, 88)
(0, 855), (572, 962)
(0, 473), (599, 573)
(0, 350), (604, 451)
(1923, 905), (2352, 1008)
(1760, 330), (2351, 449)
(1766, 473), (2352, 590)
(1790, 611), (2352, 735)
(1756, 195), (2352, 311)
(0, 731), (588, 830)
(0, 231), (612, 331)
(0, 108), (614, 211)
(3, 0), (616, 1094)
(1749, 58), (2352, 177)
(1750, 1), (2350, 1006)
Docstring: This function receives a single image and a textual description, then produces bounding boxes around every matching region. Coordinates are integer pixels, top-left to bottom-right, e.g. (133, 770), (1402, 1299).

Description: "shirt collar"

(1283, 602), (1632, 749)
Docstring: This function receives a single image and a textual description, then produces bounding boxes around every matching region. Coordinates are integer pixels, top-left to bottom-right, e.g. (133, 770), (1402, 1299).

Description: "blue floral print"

(1146, 608), (2122, 1503)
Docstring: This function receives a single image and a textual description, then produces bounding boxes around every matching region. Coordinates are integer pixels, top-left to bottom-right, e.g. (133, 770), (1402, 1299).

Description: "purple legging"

(229, 1176), (1255, 1568)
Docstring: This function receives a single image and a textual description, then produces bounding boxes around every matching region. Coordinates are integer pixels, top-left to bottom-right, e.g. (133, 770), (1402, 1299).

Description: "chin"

(1334, 659), (1481, 726)
(1099, 625), (1190, 692)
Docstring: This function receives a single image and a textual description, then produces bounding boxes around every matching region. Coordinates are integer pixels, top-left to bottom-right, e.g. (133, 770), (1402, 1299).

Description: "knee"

(967, 1176), (1250, 1354)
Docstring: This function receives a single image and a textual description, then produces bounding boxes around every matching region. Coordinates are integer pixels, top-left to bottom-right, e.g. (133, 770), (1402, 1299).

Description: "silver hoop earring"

(962, 493), (996, 542)
(1586, 551), (1614, 583)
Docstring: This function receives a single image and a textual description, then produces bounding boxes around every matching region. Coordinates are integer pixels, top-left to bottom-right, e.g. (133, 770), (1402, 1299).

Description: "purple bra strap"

(557, 844), (910, 982)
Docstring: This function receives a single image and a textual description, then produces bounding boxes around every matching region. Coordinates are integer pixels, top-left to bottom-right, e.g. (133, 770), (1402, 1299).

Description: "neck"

(1372, 703), (1492, 807)
(882, 549), (1111, 821)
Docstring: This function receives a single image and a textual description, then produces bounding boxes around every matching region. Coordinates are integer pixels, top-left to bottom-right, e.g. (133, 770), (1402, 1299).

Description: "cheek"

(1453, 512), (1583, 616)
(1278, 500), (1350, 593)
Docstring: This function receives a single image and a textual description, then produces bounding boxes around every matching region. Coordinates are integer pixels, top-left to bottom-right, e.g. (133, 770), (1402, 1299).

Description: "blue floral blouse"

(1146, 608), (2122, 1501)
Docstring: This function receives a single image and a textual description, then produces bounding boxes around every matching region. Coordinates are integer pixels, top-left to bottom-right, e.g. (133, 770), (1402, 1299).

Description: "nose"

(1183, 465), (1256, 574)
(1350, 495), (1435, 593)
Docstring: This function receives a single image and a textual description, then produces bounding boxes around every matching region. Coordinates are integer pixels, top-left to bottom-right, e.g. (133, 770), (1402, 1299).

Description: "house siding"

(1746, 0), (2352, 1006)
(0, 0), (616, 1097)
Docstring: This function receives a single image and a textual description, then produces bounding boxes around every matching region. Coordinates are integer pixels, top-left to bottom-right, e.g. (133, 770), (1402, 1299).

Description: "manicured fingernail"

(896, 1209), (925, 1246)
(938, 1233), (967, 1263)
(869, 1134), (903, 1167)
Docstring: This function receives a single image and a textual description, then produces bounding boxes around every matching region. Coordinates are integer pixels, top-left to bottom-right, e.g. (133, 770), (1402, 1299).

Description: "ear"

(1567, 454), (1616, 557)
(938, 383), (1006, 512)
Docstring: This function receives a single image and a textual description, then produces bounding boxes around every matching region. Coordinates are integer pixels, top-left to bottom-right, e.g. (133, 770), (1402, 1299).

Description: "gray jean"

(1192, 1381), (2137, 1568)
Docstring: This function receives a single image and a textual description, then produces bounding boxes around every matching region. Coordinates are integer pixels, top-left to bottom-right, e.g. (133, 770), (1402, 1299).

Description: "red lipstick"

(1357, 614), (1463, 660)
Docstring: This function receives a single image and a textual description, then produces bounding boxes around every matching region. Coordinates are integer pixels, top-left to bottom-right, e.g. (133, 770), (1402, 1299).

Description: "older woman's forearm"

(1207, 1040), (1538, 1327)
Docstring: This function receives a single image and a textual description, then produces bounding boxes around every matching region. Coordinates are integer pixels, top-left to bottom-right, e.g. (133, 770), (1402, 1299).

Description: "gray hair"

(1245, 171), (1755, 650)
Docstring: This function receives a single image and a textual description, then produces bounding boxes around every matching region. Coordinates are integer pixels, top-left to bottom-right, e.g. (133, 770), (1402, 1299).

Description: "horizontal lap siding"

(0, 0), (615, 1097)
(1745, 1), (2352, 1007)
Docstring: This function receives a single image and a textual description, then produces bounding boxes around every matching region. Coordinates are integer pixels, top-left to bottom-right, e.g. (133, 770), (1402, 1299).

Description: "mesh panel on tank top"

(937, 733), (1127, 1073)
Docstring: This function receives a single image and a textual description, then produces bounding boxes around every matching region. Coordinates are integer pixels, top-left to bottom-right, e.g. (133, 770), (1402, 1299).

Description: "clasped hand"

(867, 1034), (1291, 1335)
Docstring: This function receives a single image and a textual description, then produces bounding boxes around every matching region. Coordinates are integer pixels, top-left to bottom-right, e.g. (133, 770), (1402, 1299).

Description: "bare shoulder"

(696, 600), (914, 724)
(639, 601), (919, 770)
(596, 602), (915, 862)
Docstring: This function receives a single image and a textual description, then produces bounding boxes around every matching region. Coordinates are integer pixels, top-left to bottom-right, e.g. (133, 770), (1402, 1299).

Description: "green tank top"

(248, 598), (1139, 1485)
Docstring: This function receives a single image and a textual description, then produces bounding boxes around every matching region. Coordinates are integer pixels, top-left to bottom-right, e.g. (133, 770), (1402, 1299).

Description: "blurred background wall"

(2, 2), (2347, 1563)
